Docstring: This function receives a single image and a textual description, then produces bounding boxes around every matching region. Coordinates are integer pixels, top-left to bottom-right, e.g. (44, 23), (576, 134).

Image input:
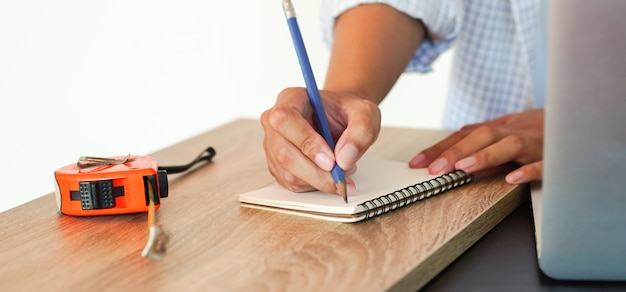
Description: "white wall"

(0, 1), (452, 212)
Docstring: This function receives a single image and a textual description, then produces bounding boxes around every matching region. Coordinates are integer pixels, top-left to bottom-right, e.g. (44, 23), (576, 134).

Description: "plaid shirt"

(321, 0), (542, 129)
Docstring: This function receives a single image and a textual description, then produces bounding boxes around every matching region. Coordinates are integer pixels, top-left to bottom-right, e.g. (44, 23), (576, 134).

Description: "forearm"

(323, 4), (425, 104)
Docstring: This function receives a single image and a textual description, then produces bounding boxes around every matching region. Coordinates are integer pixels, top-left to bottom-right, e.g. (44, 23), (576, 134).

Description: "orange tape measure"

(54, 155), (167, 216)
(53, 147), (215, 216)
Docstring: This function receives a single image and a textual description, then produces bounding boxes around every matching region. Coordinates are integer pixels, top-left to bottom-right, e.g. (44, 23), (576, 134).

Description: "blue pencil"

(282, 0), (348, 203)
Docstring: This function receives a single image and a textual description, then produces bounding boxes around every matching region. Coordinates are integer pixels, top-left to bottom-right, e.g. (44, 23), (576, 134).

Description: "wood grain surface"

(0, 119), (527, 291)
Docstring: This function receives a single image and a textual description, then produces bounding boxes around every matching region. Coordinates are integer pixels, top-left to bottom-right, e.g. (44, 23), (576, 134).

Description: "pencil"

(282, 0), (348, 203)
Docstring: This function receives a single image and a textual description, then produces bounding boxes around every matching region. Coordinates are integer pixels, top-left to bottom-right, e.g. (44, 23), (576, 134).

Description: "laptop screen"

(538, 0), (626, 281)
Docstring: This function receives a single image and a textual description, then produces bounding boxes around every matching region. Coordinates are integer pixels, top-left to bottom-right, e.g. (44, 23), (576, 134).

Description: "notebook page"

(239, 157), (438, 215)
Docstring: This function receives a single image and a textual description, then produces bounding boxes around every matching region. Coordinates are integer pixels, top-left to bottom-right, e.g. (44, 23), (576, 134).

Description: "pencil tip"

(337, 181), (348, 204)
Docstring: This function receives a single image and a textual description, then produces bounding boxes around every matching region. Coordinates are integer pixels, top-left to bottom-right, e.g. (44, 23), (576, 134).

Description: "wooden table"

(0, 119), (526, 291)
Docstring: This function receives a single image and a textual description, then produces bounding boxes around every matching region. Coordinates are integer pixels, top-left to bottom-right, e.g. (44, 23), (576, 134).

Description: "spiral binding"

(359, 170), (473, 220)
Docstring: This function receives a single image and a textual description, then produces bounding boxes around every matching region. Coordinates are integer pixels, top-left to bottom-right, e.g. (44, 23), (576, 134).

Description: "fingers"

(261, 88), (337, 194)
(408, 110), (544, 185)
(408, 130), (468, 168)
(334, 98), (381, 169)
(266, 88), (336, 171)
(261, 88), (380, 196)
(262, 114), (341, 194)
(505, 161), (543, 184)
(266, 161), (315, 193)
(408, 121), (489, 168)
(450, 128), (543, 180)
(412, 125), (502, 175)
(454, 134), (525, 173)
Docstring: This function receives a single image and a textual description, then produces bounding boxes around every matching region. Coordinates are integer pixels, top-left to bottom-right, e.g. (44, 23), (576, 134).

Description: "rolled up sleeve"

(320, 0), (460, 73)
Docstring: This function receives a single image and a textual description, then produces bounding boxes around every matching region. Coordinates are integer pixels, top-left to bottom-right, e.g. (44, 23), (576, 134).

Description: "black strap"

(157, 147), (216, 174)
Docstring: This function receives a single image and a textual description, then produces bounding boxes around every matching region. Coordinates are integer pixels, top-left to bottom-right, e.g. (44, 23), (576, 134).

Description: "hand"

(260, 87), (381, 196)
(409, 109), (544, 184)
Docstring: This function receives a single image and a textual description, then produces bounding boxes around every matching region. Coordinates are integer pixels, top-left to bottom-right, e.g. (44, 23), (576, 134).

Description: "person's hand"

(260, 87), (381, 196)
(409, 109), (544, 184)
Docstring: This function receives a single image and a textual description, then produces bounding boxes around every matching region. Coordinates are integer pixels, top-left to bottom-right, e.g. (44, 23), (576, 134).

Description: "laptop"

(533, 0), (626, 280)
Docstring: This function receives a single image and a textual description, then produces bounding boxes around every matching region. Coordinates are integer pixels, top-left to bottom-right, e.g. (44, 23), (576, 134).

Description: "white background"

(0, 1), (452, 212)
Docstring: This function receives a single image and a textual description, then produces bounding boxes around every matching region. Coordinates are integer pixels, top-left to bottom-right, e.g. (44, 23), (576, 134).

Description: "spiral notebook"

(239, 157), (473, 222)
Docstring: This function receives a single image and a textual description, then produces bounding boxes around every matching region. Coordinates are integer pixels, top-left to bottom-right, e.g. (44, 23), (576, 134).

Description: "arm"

(324, 4), (425, 103)
(261, 4), (425, 196)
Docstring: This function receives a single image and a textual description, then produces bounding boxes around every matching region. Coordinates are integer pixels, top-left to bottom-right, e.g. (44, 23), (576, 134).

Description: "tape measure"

(53, 147), (215, 216)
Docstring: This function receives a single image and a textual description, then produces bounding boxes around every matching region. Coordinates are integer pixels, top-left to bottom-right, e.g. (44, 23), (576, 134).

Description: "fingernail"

(506, 170), (524, 184)
(315, 152), (334, 171)
(455, 156), (476, 171)
(336, 143), (359, 169)
(410, 153), (426, 167)
(429, 157), (448, 174)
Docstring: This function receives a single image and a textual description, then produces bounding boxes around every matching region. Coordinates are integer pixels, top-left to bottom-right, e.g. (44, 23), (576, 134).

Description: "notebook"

(239, 157), (473, 222)
(533, 0), (626, 280)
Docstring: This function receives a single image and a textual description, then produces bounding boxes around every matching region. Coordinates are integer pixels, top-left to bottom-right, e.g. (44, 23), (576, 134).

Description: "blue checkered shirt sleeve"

(320, 0), (543, 129)
(320, 0), (460, 73)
